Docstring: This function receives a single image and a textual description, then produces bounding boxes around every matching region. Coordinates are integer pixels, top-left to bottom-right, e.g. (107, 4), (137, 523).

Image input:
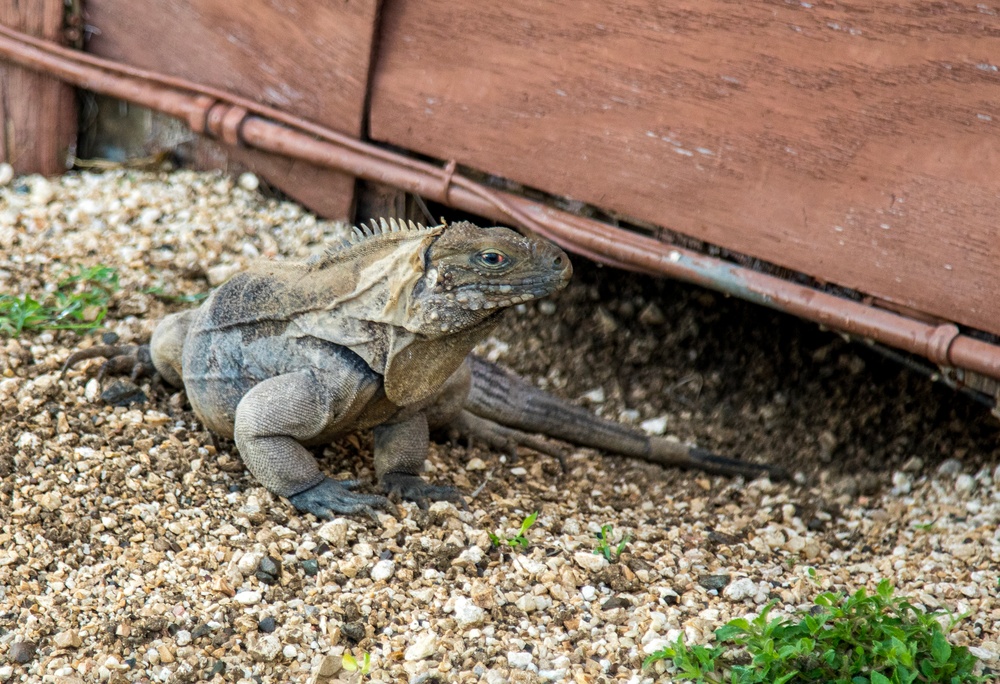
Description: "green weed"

(644, 579), (984, 683)
(594, 524), (630, 562)
(488, 511), (539, 551)
(0, 265), (120, 337)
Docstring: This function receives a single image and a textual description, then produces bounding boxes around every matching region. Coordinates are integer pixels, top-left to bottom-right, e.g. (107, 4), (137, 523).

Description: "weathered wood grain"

(0, 0), (76, 174)
(370, 0), (1000, 335)
(84, 0), (382, 219)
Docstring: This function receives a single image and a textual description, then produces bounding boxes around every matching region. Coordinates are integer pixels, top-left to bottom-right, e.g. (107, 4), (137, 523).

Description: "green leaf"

(871, 672), (892, 684)
(931, 631), (952, 664)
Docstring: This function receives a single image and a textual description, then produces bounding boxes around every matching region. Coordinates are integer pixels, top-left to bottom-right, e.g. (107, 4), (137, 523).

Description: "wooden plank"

(84, 0), (381, 219)
(370, 0), (1000, 335)
(0, 0), (76, 174)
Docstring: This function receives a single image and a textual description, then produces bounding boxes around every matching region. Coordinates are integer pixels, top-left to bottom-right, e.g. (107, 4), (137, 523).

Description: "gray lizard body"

(64, 218), (776, 519)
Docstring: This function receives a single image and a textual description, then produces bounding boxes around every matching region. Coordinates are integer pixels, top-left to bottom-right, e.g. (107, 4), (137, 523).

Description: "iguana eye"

(475, 249), (509, 269)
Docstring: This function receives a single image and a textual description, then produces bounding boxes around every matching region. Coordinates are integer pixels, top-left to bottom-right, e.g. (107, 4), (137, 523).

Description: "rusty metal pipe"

(2, 25), (1000, 382)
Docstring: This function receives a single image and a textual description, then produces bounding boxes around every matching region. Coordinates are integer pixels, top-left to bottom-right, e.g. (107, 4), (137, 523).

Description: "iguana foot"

(61, 344), (155, 382)
(288, 477), (396, 521)
(380, 472), (466, 509)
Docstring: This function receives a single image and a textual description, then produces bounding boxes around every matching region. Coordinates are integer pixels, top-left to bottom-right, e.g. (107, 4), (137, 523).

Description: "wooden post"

(0, 0), (76, 174)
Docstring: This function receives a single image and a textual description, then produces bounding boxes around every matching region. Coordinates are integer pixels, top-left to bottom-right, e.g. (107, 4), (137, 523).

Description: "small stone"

(573, 550), (609, 573)
(100, 380), (148, 407)
(465, 457), (487, 471)
(257, 616), (277, 633)
(157, 645), (175, 664)
(581, 387), (606, 403)
(453, 597), (485, 627)
(341, 622), (366, 643)
(282, 644), (297, 659)
(508, 651), (533, 669)
(937, 458), (963, 476)
(174, 630), (192, 646)
(723, 577), (757, 601)
(300, 559), (319, 576)
(207, 263), (241, 286)
(207, 661), (226, 678)
(640, 415), (669, 435)
(901, 456), (924, 472)
(370, 559), (395, 582)
(404, 631), (438, 661)
(638, 302), (666, 325)
(316, 519), (349, 547)
(250, 635), (281, 662)
(698, 574), (731, 591)
(538, 300), (557, 315)
(315, 654), (342, 677)
(238, 172), (260, 191)
(580, 585), (597, 601)
(10, 640), (36, 664)
(29, 177), (54, 206)
(601, 596), (631, 611)
(0, 163), (13, 187)
(53, 630), (82, 649)
(955, 474), (976, 495)
(235, 590), (262, 606)
(255, 556), (282, 585)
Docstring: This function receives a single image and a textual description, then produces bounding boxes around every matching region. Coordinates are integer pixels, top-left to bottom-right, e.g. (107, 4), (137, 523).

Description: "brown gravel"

(0, 169), (998, 683)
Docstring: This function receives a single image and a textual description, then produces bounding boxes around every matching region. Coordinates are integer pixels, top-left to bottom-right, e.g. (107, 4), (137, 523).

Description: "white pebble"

(0, 162), (13, 186)
(453, 597), (485, 627)
(640, 416), (669, 435)
(174, 630), (191, 646)
(282, 644), (297, 659)
(954, 474), (976, 495)
(573, 550), (609, 573)
(507, 651), (534, 669)
(238, 172), (260, 191)
(235, 590), (262, 606)
(370, 559), (395, 582)
(581, 585), (597, 601)
(723, 577), (757, 601)
(465, 457), (487, 471)
(404, 631), (438, 661)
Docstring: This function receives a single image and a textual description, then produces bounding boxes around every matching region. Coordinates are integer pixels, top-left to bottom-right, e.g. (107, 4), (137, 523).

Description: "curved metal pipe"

(2, 24), (999, 382)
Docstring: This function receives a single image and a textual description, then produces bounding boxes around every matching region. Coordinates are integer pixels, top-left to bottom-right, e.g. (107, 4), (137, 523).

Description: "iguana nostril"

(553, 255), (563, 269)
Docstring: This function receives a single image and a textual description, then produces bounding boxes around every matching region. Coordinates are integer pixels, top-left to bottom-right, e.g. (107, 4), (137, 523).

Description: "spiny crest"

(310, 218), (443, 269)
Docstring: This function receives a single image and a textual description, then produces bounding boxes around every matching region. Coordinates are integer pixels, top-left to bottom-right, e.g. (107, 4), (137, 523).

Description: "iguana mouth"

(448, 275), (568, 310)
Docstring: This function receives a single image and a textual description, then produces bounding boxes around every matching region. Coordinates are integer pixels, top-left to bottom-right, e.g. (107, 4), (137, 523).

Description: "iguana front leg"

(375, 414), (465, 506)
(234, 372), (392, 520)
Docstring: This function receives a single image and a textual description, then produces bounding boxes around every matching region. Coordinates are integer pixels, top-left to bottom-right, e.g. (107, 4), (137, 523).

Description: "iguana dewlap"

(64, 218), (777, 520)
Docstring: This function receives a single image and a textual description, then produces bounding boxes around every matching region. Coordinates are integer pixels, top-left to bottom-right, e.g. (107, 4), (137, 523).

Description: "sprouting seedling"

(488, 511), (539, 551)
(594, 524), (630, 562)
(342, 650), (371, 676)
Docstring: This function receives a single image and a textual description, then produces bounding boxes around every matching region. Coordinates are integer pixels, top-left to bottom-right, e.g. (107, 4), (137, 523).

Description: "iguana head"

(411, 220), (572, 333)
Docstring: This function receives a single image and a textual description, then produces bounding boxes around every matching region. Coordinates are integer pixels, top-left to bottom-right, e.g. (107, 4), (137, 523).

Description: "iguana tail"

(459, 355), (783, 479)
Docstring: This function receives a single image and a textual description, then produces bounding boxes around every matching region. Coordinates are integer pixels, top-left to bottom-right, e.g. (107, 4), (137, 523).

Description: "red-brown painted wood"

(0, 0), (76, 174)
(84, 0), (382, 219)
(370, 0), (1000, 335)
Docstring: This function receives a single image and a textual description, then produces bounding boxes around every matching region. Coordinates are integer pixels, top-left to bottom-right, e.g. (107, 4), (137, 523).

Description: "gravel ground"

(0, 169), (998, 683)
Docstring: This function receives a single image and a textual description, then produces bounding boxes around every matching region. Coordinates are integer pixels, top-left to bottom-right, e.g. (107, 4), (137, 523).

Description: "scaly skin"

(64, 218), (780, 520)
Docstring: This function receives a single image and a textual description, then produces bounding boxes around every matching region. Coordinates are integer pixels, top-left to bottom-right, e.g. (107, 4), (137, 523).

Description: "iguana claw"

(61, 344), (155, 382)
(380, 472), (467, 509)
(288, 477), (396, 521)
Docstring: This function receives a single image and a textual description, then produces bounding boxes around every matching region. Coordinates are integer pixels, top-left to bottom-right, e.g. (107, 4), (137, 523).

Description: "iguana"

(63, 218), (776, 519)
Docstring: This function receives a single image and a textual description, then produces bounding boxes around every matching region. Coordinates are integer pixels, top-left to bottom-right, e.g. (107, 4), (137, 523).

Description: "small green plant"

(488, 511), (539, 551)
(594, 524), (630, 562)
(0, 265), (120, 337)
(643, 579), (984, 683)
(342, 650), (371, 676)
